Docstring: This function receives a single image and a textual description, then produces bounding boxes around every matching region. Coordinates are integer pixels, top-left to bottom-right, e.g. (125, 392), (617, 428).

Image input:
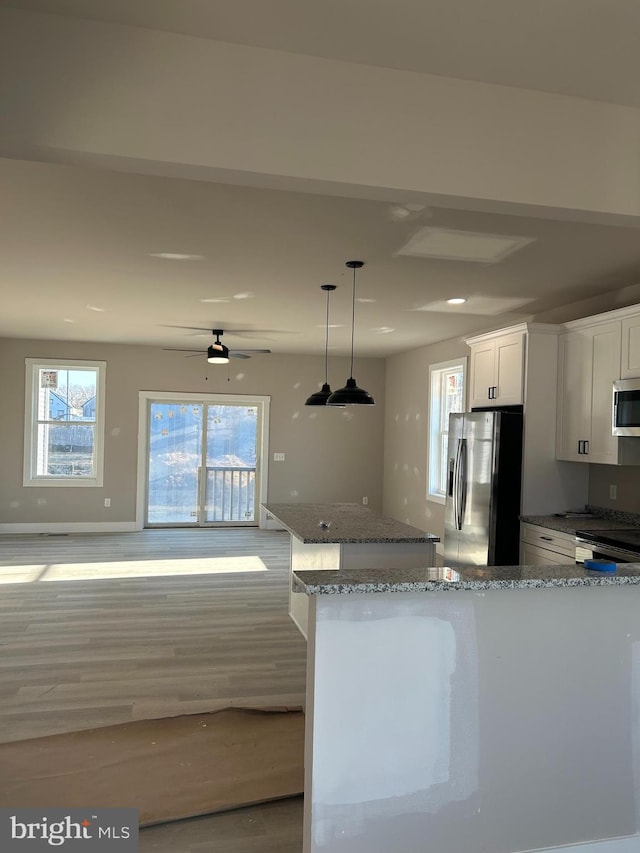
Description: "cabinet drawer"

(520, 523), (575, 558)
(520, 541), (575, 566)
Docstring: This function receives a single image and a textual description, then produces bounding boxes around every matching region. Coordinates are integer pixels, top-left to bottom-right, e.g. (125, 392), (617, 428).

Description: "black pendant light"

(327, 261), (375, 406)
(305, 284), (337, 405)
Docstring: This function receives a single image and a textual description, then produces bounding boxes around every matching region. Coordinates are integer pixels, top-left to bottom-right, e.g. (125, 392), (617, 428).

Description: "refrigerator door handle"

(452, 438), (461, 529)
(457, 438), (468, 530)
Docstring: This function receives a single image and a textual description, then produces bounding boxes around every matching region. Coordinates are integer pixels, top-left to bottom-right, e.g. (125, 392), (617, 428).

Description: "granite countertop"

(520, 508), (640, 535)
(292, 564), (640, 595)
(262, 502), (439, 544)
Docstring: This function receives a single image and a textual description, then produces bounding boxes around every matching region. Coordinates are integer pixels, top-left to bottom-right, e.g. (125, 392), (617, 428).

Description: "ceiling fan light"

(207, 343), (230, 364)
(327, 377), (374, 406)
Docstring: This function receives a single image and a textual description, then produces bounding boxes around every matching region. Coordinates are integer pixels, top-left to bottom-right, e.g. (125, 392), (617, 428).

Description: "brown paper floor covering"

(0, 706), (305, 827)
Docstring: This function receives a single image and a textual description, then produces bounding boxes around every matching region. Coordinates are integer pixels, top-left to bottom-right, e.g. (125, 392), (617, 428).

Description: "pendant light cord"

(324, 288), (330, 385)
(349, 264), (356, 378)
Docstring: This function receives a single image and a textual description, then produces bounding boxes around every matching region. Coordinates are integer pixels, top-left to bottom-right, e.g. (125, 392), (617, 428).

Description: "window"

(24, 359), (106, 486)
(428, 358), (466, 503)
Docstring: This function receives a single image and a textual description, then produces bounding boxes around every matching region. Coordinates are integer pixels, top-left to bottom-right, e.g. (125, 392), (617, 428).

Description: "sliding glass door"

(145, 396), (266, 527)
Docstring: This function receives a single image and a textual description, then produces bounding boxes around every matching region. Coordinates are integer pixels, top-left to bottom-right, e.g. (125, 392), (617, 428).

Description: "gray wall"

(588, 465), (640, 514)
(383, 337), (470, 541)
(0, 338), (385, 525)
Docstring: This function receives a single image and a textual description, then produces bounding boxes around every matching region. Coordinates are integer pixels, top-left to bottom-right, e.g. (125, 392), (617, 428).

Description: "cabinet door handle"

(493, 385), (498, 399)
(577, 440), (582, 454)
(487, 386), (493, 400)
(540, 536), (553, 542)
(584, 440), (589, 455)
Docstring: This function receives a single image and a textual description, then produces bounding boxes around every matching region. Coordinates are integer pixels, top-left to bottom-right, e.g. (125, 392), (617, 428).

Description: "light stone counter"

(263, 502), (439, 544)
(521, 505), (640, 535)
(293, 562), (640, 595)
(520, 514), (640, 535)
(262, 503), (438, 638)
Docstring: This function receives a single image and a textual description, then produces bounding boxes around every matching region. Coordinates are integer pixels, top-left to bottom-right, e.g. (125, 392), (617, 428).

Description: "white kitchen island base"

(296, 565), (640, 853)
(289, 537), (436, 638)
(263, 503), (439, 640)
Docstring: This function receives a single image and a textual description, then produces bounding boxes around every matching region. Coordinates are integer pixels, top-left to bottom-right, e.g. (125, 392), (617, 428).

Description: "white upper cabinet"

(556, 321), (621, 464)
(621, 315), (640, 378)
(556, 330), (589, 462)
(468, 330), (524, 408)
(466, 322), (590, 516)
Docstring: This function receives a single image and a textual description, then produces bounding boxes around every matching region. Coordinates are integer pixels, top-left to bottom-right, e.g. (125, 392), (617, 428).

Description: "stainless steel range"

(575, 528), (640, 564)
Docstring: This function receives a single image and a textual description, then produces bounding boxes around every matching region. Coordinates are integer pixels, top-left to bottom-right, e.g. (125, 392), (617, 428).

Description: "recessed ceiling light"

(372, 326), (395, 334)
(357, 297), (376, 303)
(316, 324), (343, 329)
(63, 318), (75, 323)
(150, 253), (204, 261)
(413, 295), (534, 315)
(200, 298), (230, 303)
(447, 297), (467, 305)
(86, 305), (105, 312)
(397, 227), (535, 263)
(233, 292), (255, 300)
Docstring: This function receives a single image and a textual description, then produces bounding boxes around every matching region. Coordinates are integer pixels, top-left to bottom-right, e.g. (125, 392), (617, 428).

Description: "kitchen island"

(296, 563), (640, 853)
(262, 503), (439, 638)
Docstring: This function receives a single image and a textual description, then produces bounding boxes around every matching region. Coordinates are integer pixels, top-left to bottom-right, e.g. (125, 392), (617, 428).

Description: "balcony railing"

(204, 466), (256, 523)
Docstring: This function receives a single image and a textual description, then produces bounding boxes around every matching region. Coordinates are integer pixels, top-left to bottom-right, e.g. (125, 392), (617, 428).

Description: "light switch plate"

(273, 452), (285, 462)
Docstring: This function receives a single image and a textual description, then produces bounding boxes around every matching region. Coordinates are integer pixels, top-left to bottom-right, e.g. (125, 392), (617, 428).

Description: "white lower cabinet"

(520, 523), (575, 565)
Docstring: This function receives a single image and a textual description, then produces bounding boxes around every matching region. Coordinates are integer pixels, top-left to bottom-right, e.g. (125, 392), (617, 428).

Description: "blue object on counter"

(584, 558), (617, 572)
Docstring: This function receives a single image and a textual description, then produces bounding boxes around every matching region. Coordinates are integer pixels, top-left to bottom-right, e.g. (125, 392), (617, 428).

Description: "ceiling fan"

(163, 329), (271, 363)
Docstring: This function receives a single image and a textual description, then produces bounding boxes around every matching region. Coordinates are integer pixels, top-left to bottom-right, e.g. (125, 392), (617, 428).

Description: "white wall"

(383, 337), (469, 540)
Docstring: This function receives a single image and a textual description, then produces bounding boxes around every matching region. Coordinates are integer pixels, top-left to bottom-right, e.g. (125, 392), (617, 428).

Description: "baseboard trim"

(0, 522), (139, 535)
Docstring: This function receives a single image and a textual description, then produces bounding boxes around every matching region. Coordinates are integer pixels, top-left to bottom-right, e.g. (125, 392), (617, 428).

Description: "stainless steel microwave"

(613, 379), (640, 436)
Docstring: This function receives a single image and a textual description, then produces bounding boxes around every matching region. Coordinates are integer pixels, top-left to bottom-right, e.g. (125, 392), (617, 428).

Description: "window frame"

(427, 357), (467, 505)
(23, 358), (107, 487)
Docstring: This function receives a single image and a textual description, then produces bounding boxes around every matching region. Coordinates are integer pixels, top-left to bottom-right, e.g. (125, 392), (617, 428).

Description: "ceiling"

(2, 2), (640, 360)
(4, 0), (640, 107)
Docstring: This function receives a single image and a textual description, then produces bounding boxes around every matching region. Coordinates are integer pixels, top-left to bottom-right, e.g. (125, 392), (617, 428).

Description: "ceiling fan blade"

(161, 324), (295, 339)
(161, 324), (284, 333)
(163, 347), (203, 353)
(160, 324), (218, 332)
(229, 348), (272, 354)
(229, 353), (251, 359)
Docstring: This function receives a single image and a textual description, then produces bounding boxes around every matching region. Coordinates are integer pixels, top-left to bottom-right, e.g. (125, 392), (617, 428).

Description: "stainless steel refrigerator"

(443, 410), (523, 567)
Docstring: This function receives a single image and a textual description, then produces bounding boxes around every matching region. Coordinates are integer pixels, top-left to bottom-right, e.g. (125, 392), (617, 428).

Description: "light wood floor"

(0, 527), (306, 852)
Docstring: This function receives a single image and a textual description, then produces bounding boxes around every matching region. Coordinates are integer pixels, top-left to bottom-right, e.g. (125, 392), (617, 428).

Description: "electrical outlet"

(609, 484), (617, 500)
(273, 452), (285, 462)
(362, 496), (368, 505)
(104, 498), (111, 507)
